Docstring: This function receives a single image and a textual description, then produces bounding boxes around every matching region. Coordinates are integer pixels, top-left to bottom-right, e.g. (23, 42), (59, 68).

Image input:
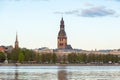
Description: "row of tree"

(67, 53), (119, 64)
(0, 48), (120, 64)
(7, 48), (36, 63)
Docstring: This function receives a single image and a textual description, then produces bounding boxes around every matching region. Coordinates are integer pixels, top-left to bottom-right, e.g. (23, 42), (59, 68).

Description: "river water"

(0, 66), (120, 80)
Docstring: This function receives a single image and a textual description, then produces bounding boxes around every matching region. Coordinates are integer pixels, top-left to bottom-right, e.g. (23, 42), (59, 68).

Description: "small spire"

(61, 16), (64, 22)
(61, 17), (63, 21)
(16, 32), (18, 42)
(60, 17), (64, 24)
(60, 17), (65, 30)
(15, 32), (19, 49)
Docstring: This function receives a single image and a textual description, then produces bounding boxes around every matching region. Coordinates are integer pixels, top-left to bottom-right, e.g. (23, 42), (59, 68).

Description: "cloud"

(84, 3), (94, 7)
(54, 12), (64, 14)
(64, 10), (79, 15)
(81, 6), (116, 17)
(54, 6), (116, 17)
(54, 10), (79, 15)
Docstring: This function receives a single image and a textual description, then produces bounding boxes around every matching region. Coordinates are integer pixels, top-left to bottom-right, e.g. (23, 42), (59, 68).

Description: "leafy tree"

(18, 52), (25, 63)
(0, 52), (5, 62)
(22, 49), (35, 62)
(68, 53), (78, 63)
(52, 53), (57, 64)
(77, 53), (84, 63)
(10, 48), (21, 63)
(35, 54), (41, 63)
(41, 53), (46, 63)
(81, 53), (87, 63)
(62, 54), (67, 64)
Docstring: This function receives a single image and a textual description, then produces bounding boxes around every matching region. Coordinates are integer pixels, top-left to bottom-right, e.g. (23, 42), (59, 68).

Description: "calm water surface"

(0, 66), (120, 80)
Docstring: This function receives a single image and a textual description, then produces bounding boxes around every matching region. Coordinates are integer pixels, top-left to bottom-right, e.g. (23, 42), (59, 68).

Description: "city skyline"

(0, 0), (120, 50)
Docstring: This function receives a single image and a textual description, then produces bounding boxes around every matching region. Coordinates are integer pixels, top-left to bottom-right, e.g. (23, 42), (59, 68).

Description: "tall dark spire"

(16, 32), (18, 42)
(60, 17), (65, 30)
(15, 32), (19, 49)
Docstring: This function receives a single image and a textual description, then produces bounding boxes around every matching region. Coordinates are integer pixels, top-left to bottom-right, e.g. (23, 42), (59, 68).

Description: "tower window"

(60, 38), (63, 41)
(59, 43), (63, 46)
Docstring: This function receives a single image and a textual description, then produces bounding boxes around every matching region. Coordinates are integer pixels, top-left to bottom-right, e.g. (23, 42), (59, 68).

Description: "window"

(59, 43), (63, 46)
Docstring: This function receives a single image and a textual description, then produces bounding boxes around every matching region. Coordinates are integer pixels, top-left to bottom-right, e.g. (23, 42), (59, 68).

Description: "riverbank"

(0, 63), (120, 66)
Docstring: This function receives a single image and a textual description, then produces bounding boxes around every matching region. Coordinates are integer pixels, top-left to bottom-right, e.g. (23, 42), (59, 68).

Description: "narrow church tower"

(57, 17), (67, 49)
(15, 33), (19, 49)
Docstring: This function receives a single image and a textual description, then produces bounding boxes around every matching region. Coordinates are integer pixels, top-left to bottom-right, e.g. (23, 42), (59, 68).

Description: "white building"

(34, 47), (53, 53)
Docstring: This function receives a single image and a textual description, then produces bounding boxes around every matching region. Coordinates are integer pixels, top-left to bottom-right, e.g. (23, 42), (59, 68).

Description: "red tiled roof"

(0, 47), (5, 52)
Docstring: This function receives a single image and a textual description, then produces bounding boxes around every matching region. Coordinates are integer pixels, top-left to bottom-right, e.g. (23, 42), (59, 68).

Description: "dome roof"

(58, 30), (66, 36)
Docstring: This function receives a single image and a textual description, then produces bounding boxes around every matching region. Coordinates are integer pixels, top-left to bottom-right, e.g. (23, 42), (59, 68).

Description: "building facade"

(34, 47), (53, 54)
(57, 17), (67, 49)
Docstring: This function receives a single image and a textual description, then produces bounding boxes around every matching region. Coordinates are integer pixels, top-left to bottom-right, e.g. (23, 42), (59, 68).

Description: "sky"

(0, 0), (120, 50)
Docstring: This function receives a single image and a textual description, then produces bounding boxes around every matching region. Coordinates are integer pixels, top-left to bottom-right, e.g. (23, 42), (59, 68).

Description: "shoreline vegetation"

(1, 48), (120, 66)
(0, 63), (120, 66)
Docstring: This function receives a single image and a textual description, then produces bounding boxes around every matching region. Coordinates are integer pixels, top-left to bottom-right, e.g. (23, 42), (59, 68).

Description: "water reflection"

(58, 66), (67, 80)
(0, 66), (120, 80)
(15, 67), (18, 80)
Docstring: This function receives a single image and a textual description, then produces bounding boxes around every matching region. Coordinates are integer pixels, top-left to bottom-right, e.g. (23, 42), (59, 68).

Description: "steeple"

(60, 17), (64, 30)
(57, 17), (67, 49)
(15, 32), (19, 49)
(16, 32), (18, 42)
(58, 17), (66, 37)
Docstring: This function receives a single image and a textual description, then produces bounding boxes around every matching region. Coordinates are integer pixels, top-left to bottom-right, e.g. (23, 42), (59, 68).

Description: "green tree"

(46, 53), (52, 63)
(0, 52), (5, 62)
(41, 53), (46, 63)
(10, 48), (21, 63)
(35, 54), (41, 63)
(77, 53), (84, 63)
(18, 52), (25, 63)
(22, 49), (35, 62)
(62, 55), (67, 64)
(52, 53), (57, 64)
(81, 53), (87, 63)
(68, 53), (77, 63)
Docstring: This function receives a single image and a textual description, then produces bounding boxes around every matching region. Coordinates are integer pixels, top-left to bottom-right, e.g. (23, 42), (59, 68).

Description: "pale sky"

(0, 0), (120, 50)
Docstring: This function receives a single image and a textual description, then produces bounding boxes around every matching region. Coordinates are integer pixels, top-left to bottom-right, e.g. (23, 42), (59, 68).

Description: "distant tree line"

(67, 53), (120, 64)
(0, 49), (120, 64)
(7, 48), (57, 64)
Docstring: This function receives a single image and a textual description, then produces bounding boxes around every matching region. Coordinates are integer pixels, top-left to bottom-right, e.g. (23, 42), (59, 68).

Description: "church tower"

(57, 17), (67, 49)
(15, 33), (19, 49)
